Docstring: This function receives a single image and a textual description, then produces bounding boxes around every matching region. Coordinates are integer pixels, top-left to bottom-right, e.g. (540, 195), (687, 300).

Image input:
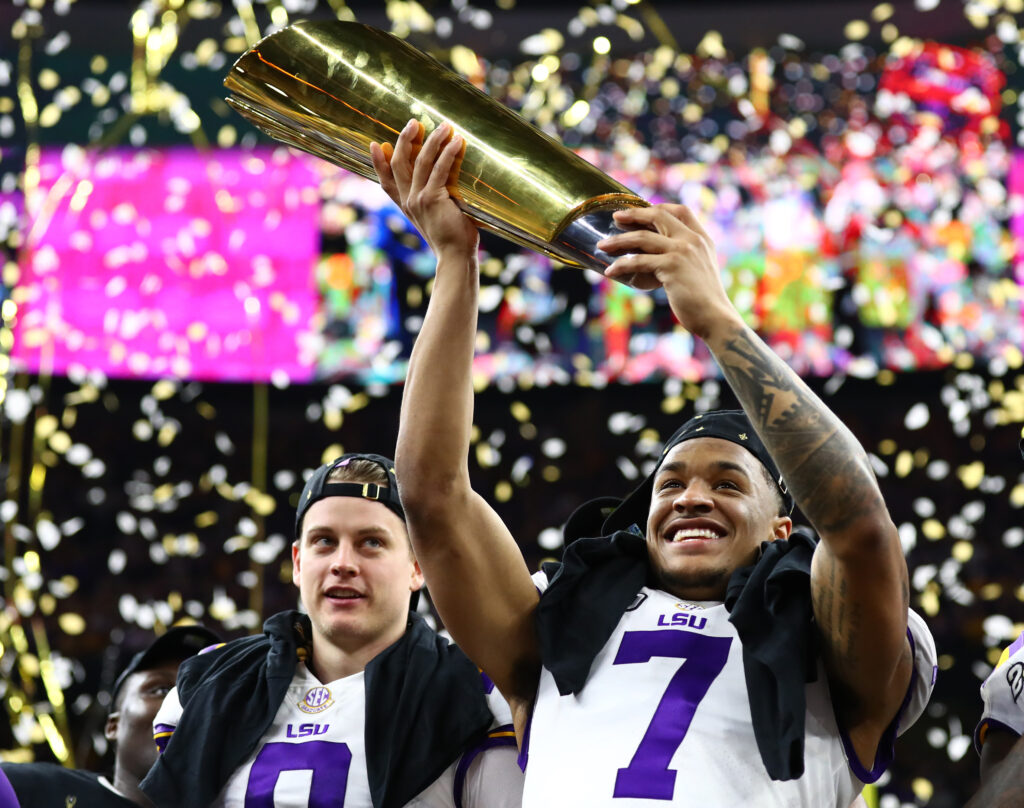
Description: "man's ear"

(410, 558), (425, 592)
(104, 712), (119, 743)
(291, 540), (302, 585)
(771, 515), (793, 542)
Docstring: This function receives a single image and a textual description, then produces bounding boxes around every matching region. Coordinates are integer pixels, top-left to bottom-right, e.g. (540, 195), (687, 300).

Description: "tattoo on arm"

(813, 551), (867, 717)
(714, 326), (884, 534)
(719, 324), (911, 734)
(813, 554), (861, 665)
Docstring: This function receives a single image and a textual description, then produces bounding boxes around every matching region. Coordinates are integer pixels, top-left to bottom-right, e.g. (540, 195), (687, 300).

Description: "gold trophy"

(224, 20), (648, 271)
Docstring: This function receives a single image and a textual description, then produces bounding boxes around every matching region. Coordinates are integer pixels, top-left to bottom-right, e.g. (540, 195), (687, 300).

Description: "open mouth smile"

(669, 527), (722, 542)
(662, 518), (727, 544)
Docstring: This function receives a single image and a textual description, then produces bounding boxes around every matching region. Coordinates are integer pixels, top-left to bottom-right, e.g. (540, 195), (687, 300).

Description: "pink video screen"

(12, 147), (321, 383)
(5, 37), (1024, 387)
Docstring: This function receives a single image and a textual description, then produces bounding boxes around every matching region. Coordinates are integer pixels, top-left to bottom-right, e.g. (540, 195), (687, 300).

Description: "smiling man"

(373, 120), (936, 807)
(637, 416), (792, 601)
(140, 453), (522, 808)
(1, 624), (219, 808)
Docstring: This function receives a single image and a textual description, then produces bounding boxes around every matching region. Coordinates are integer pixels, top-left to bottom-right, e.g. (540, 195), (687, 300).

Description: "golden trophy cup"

(223, 20), (648, 272)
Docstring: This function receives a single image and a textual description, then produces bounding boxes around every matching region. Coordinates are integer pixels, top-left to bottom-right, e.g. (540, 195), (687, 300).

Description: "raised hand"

(597, 204), (738, 341)
(370, 119), (480, 264)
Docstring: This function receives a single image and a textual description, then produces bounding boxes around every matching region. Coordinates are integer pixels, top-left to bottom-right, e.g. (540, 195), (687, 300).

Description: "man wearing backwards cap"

(140, 453), (522, 808)
(374, 121), (935, 806)
(0, 623), (219, 808)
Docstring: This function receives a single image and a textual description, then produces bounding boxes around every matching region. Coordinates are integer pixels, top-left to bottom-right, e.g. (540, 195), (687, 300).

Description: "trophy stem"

(554, 209), (639, 271)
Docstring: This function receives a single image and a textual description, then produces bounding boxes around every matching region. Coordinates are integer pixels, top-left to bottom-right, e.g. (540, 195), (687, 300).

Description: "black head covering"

(111, 624), (221, 706)
(295, 452), (404, 538)
(294, 452), (420, 610)
(601, 409), (794, 536)
(562, 495), (623, 545)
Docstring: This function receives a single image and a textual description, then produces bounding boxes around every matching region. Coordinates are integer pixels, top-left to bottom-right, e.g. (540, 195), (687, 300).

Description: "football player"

(1, 624), (219, 808)
(966, 433), (1024, 806)
(975, 631), (1024, 778)
(373, 121), (936, 806)
(141, 453), (522, 808)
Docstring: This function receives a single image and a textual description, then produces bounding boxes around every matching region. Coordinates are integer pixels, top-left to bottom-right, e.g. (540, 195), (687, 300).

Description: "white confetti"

(904, 403), (930, 430)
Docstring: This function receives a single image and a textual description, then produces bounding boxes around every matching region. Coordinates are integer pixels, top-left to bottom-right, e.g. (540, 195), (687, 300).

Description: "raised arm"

(599, 204), (912, 768)
(371, 122), (541, 731)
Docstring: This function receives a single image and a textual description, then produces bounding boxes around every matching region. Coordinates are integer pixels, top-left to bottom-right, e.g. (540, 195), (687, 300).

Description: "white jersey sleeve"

(975, 631), (1024, 752)
(152, 686), (183, 754)
(900, 608), (938, 736)
(431, 626), (523, 808)
(407, 684), (522, 808)
(459, 658), (521, 807)
(457, 743), (524, 808)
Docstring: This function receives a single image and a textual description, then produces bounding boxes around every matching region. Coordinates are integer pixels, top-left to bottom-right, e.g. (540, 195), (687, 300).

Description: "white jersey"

(524, 575), (935, 808)
(976, 631), (1024, 751)
(154, 661), (522, 808)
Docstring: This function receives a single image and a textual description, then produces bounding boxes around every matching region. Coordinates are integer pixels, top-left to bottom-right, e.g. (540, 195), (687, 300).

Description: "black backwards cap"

(601, 409), (794, 536)
(111, 624), (221, 706)
(295, 453), (405, 538)
(562, 496), (623, 545)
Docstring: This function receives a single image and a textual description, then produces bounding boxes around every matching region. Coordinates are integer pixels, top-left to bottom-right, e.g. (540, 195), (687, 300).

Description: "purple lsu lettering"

(285, 723), (330, 738)
(656, 613), (707, 630)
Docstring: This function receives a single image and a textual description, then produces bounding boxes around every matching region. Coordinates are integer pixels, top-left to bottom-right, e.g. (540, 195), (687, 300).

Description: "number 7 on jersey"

(612, 630), (732, 801)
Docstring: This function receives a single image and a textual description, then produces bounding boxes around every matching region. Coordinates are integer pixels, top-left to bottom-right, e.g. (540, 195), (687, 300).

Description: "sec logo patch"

(298, 686), (334, 714)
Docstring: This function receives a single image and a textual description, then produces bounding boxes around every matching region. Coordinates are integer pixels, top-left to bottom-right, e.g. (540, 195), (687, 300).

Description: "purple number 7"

(245, 740), (351, 807)
(612, 630), (732, 800)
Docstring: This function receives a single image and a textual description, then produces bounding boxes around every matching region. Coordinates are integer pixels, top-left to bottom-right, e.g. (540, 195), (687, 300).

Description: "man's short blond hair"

(326, 458), (390, 487)
(300, 458), (411, 554)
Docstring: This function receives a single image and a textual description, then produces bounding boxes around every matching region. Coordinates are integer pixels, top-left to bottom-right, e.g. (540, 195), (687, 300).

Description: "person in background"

(967, 733), (1024, 807)
(964, 430), (1024, 807)
(141, 452), (522, 808)
(0, 623), (220, 808)
(974, 631), (1024, 778)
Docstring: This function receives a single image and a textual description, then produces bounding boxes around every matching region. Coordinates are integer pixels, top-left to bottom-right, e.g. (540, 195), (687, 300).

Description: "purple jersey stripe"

(453, 729), (518, 808)
(0, 767), (18, 808)
(153, 723), (176, 754)
(1006, 632), (1024, 660)
(517, 707), (534, 773)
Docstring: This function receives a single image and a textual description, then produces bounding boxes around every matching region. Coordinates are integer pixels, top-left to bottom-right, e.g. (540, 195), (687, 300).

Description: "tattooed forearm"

(710, 323), (884, 535)
(714, 319), (910, 741)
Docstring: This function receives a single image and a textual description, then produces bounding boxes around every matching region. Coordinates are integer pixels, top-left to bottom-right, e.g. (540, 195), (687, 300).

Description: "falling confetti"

(0, 2), (1021, 804)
